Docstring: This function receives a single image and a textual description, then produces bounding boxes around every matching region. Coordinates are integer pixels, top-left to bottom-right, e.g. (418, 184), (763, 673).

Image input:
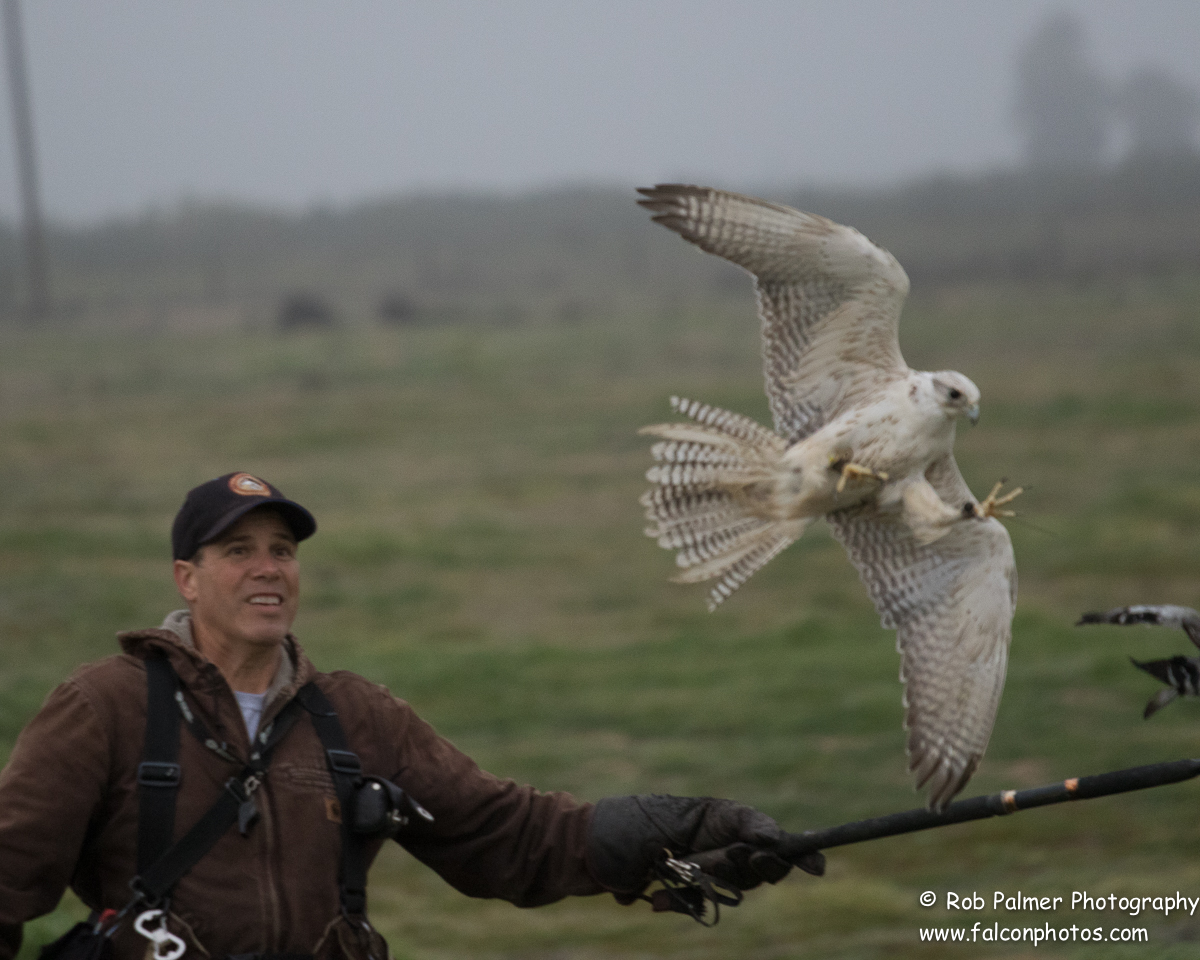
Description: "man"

(0, 473), (823, 959)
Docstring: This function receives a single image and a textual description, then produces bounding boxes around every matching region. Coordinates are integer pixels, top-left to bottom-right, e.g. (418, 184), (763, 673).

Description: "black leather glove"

(587, 794), (824, 902)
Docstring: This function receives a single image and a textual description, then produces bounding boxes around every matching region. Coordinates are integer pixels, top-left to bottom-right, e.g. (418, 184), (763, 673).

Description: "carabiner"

(133, 908), (187, 960)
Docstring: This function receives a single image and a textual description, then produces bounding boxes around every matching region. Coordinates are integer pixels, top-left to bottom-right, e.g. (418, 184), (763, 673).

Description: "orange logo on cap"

(229, 473), (270, 496)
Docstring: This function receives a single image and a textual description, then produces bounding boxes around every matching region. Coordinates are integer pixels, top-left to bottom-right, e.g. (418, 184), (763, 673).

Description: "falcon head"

(930, 372), (981, 425)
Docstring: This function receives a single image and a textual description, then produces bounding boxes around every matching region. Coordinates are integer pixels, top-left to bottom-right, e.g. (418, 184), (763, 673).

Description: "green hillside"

(3, 159), (1200, 328)
(2, 206), (1200, 956)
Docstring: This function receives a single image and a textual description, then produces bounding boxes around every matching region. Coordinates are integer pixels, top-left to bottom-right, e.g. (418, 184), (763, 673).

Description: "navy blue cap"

(171, 472), (317, 560)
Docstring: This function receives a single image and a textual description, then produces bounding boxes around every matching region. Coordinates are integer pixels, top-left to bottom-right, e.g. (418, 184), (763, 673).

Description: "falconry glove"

(587, 794), (823, 912)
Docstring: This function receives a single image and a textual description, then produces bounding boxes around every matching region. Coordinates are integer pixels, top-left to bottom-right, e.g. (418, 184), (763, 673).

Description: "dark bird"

(1077, 605), (1200, 717)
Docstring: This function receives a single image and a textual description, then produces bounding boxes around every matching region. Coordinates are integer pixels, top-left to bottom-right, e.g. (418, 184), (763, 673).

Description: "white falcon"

(637, 184), (1020, 810)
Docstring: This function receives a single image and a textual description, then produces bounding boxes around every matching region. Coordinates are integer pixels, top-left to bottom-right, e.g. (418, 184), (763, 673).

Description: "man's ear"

(174, 558), (199, 602)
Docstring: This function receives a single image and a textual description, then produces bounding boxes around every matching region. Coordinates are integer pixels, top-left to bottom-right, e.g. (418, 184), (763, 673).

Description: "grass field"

(2, 274), (1200, 958)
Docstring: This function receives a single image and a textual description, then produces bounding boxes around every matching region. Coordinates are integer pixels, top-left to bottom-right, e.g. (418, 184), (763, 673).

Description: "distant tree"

(1014, 11), (1111, 171)
(1118, 66), (1199, 159)
(377, 291), (419, 326)
(277, 291), (336, 330)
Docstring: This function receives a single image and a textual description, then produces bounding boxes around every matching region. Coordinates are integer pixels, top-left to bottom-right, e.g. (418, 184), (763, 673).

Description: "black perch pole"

(778, 756), (1200, 863)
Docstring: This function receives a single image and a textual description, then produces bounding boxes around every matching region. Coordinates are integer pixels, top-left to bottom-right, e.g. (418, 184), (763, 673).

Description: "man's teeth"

(249, 596), (281, 605)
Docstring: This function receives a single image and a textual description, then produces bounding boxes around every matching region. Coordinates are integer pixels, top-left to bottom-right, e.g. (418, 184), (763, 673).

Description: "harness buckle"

(224, 771), (264, 804)
(137, 762), (182, 787)
(326, 749), (362, 776)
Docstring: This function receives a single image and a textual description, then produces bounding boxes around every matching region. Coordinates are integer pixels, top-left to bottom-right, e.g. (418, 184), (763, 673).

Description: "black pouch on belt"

(37, 918), (114, 960)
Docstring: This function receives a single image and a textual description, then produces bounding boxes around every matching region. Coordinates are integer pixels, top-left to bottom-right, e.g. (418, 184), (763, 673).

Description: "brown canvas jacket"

(0, 620), (602, 959)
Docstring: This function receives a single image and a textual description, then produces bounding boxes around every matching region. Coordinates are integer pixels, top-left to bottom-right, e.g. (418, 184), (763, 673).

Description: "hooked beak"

(966, 403), (980, 426)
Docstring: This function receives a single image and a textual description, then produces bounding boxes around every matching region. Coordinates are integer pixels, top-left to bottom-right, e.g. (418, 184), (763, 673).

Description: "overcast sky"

(2, 0), (1199, 224)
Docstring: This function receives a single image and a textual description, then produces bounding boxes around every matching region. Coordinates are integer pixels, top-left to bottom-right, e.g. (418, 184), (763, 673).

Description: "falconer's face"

(173, 508), (300, 653)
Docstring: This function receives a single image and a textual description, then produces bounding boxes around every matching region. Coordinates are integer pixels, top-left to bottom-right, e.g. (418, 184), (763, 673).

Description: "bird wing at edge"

(826, 454), (1017, 810)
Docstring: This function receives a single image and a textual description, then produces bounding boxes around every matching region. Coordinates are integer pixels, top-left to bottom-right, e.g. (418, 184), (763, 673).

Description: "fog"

(2, 0), (1200, 224)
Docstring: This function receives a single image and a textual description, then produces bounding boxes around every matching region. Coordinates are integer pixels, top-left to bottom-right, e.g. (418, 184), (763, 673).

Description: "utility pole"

(2, 0), (49, 321)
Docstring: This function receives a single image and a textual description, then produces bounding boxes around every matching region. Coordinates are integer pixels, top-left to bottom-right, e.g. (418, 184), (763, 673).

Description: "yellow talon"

(831, 458), (889, 494)
(976, 480), (1023, 519)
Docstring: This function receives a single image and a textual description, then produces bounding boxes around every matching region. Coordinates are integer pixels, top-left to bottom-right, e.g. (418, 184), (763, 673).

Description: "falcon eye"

(948, 388), (962, 400)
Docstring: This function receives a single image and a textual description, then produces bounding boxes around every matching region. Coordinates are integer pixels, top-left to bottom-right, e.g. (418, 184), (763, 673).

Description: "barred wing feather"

(827, 455), (1017, 810)
(637, 184), (911, 443)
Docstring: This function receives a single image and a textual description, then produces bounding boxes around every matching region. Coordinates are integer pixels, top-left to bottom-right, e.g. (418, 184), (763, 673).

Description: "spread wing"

(827, 455), (1016, 810)
(1078, 605), (1200, 649)
(638, 184), (911, 443)
(1077, 605), (1200, 717)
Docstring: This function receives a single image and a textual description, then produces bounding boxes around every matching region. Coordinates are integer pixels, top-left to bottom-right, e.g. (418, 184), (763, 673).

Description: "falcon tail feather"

(640, 397), (806, 610)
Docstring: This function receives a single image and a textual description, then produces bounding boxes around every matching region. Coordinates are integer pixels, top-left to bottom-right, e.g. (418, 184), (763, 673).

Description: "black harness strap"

(137, 653), (182, 874)
(133, 658), (370, 927)
(132, 655), (302, 907)
(295, 683), (370, 918)
(133, 701), (303, 905)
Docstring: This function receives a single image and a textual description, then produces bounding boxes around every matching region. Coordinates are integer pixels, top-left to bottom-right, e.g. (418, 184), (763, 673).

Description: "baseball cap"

(171, 472), (317, 561)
